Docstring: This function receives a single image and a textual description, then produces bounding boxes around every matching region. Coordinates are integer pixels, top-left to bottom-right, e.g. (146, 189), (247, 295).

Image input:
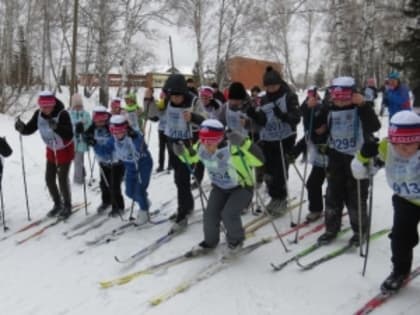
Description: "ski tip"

(114, 256), (122, 263)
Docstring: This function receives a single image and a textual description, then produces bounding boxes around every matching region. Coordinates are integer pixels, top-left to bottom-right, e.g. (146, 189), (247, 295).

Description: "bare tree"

(168, 0), (212, 84)
(212, 0), (264, 86)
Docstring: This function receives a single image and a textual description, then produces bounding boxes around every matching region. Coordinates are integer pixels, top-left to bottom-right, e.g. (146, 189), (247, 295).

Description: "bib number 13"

(393, 182), (420, 195)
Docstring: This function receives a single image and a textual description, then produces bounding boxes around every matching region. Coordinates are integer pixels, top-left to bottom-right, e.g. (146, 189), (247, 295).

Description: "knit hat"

(388, 110), (420, 144)
(263, 66), (282, 86)
(307, 86), (318, 97)
(388, 71), (401, 80)
(163, 74), (188, 95)
(199, 119), (225, 145)
(109, 114), (128, 135)
(199, 86), (214, 99)
(92, 105), (110, 123)
(71, 93), (83, 107)
(124, 93), (137, 103)
(329, 76), (355, 101)
(228, 82), (247, 100)
(38, 91), (56, 108)
(110, 97), (122, 110)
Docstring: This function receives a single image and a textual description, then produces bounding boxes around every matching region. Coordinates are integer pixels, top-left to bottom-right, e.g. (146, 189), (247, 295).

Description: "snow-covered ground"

(0, 89), (419, 315)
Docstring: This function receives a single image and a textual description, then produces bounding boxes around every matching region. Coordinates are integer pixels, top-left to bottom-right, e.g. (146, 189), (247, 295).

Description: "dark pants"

(99, 162), (125, 210)
(390, 194), (420, 275)
(306, 166), (326, 213)
(325, 150), (369, 234)
(261, 135), (295, 200)
(158, 130), (172, 169)
(204, 186), (253, 246)
(168, 147), (194, 218)
(46, 161), (71, 207)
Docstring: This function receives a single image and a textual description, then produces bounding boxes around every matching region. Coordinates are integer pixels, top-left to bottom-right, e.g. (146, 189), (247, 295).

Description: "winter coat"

(255, 81), (300, 128)
(19, 98), (74, 164)
(324, 102), (380, 157)
(387, 83), (411, 118)
(70, 109), (91, 152)
(84, 123), (116, 164)
(178, 138), (264, 189)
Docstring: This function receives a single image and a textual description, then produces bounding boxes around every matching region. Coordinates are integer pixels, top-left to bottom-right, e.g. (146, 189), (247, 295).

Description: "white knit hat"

(389, 110), (420, 144)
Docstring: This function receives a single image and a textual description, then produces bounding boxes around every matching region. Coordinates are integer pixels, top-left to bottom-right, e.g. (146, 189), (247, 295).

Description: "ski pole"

(292, 108), (314, 243)
(19, 134), (31, 221)
(291, 147), (309, 243)
(88, 151), (96, 187)
(357, 179), (364, 257)
(237, 146), (289, 253)
(0, 183), (8, 232)
(82, 166), (89, 215)
(362, 174), (374, 276)
(279, 139), (296, 227)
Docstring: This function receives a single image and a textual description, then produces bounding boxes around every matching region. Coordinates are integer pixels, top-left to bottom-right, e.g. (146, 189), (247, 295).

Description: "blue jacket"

(387, 84), (411, 118)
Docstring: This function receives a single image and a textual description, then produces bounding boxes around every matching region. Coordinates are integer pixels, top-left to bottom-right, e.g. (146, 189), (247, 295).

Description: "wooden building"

(226, 56), (283, 90)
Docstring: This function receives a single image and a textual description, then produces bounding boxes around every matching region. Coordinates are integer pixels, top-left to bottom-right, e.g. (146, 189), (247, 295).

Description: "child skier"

(246, 66), (300, 216)
(123, 93), (143, 131)
(291, 86), (329, 222)
(317, 77), (381, 245)
(15, 91), (75, 219)
(84, 106), (125, 216)
(351, 110), (420, 293)
(162, 74), (204, 232)
(173, 119), (264, 255)
(109, 115), (153, 224)
(69, 93), (91, 184)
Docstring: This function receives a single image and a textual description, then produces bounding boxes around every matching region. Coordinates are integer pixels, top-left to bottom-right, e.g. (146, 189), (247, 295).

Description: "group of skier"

(1, 67), (419, 295)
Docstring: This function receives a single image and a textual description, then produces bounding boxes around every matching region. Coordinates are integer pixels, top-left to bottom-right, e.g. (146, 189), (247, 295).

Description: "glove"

(246, 106), (258, 120)
(15, 118), (25, 133)
(226, 130), (246, 146)
(149, 116), (159, 122)
(351, 158), (369, 180)
(172, 141), (186, 156)
(48, 119), (58, 131)
(360, 141), (379, 158)
(85, 136), (96, 146)
(272, 106), (288, 121)
(75, 122), (84, 134)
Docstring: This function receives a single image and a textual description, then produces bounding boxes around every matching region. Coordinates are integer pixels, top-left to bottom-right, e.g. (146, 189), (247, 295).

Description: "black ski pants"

(325, 150), (369, 235)
(390, 194), (420, 275)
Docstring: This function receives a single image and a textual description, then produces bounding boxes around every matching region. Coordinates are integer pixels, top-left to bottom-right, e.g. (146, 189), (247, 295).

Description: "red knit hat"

(92, 106), (110, 123)
(329, 77), (355, 102)
(110, 97), (122, 110)
(388, 110), (420, 144)
(109, 115), (128, 135)
(38, 91), (56, 108)
(199, 86), (214, 99)
(199, 119), (224, 145)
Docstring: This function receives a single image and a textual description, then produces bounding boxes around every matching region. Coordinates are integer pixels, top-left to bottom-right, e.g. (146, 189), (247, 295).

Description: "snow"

(0, 89), (419, 315)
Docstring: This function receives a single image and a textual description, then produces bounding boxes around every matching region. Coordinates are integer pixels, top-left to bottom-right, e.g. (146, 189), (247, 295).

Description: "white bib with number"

(328, 108), (363, 155)
(386, 146), (420, 200)
(164, 104), (191, 139)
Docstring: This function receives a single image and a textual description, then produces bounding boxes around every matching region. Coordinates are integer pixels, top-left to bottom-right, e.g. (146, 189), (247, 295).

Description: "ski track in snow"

(0, 89), (419, 315)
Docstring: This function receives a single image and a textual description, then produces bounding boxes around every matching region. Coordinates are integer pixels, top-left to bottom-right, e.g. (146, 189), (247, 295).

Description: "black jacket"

(19, 98), (74, 141)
